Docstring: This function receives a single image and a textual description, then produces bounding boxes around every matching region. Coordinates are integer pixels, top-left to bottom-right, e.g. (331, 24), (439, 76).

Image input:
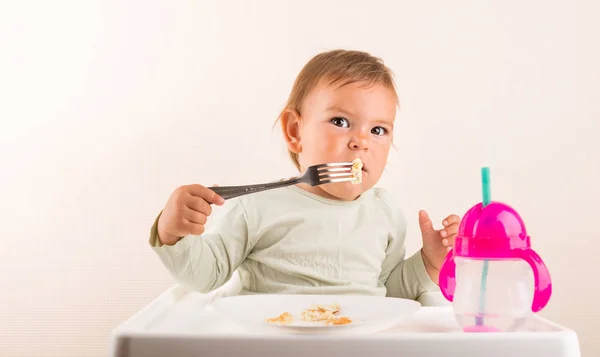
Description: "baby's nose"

(349, 134), (369, 150)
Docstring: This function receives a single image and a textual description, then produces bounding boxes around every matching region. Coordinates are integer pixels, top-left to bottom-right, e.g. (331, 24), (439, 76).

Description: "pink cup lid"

(454, 201), (530, 259)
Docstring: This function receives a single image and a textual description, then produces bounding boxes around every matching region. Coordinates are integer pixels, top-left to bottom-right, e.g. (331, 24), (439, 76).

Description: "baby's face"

(294, 80), (396, 200)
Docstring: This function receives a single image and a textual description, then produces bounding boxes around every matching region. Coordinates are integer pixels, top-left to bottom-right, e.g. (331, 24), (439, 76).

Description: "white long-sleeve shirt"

(150, 185), (440, 303)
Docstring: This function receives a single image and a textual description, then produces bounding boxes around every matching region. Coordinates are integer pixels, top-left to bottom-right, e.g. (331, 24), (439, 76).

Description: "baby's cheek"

(367, 166), (385, 184)
(322, 139), (346, 154)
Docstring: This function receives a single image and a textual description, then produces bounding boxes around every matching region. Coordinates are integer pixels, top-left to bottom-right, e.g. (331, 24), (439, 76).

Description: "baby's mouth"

(350, 159), (367, 172)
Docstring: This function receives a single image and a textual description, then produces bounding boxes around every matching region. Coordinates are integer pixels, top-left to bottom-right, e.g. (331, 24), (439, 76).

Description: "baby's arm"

(149, 198), (253, 293)
(379, 209), (440, 304)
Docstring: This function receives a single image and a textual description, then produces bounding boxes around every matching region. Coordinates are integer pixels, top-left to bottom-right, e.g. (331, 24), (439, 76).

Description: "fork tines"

(315, 162), (355, 183)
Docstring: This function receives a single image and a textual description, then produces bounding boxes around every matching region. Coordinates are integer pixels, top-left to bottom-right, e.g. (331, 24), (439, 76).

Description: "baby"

(150, 50), (460, 303)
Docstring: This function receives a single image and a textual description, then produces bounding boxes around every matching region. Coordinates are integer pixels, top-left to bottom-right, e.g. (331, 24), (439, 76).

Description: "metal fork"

(210, 162), (355, 200)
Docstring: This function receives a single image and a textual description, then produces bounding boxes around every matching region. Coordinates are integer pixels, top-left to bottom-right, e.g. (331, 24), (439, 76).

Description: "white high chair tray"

(109, 285), (580, 357)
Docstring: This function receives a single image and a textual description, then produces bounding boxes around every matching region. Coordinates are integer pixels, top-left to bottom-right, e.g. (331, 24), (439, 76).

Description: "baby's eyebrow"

(325, 106), (355, 117)
(373, 119), (394, 127)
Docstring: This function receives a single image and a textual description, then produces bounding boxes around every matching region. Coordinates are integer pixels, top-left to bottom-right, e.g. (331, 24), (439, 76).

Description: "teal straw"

(476, 167), (491, 326)
(481, 167), (491, 206)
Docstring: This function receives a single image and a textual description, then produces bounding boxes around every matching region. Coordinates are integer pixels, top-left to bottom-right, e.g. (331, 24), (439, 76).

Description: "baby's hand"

(418, 210), (461, 283)
(157, 185), (224, 245)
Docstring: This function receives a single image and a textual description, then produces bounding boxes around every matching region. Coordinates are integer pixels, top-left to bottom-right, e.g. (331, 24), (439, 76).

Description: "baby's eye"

(371, 126), (387, 136)
(331, 117), (349, 128)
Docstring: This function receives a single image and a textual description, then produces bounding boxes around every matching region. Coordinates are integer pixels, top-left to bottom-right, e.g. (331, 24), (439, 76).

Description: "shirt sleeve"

(379, 206), (440, 304)
(149, 198), (253, 293)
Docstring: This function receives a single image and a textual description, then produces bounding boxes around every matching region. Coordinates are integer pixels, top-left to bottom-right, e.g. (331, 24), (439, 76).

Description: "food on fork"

(264, 312), (293, 325)
(351, 158), (363, 184)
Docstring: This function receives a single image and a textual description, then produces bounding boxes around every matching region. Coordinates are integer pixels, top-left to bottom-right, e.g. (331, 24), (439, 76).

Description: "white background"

(1, 0), (598, 356)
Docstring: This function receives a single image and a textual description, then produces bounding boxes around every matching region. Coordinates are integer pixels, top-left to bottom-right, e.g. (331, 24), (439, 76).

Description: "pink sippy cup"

(439, 168), (552, 332)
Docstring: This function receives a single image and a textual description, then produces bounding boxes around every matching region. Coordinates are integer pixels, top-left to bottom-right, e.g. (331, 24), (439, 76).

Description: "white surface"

(209, 294), (421, 334)
(2, 1), (599, 356)
(109, 285), (581, 357)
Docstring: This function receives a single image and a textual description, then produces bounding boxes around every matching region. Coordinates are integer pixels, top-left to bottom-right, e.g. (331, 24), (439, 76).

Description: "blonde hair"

(277, 49), (398, 170)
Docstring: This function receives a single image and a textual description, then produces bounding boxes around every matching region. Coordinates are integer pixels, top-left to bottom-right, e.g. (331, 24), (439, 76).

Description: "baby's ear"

(280, 109), (302, 153)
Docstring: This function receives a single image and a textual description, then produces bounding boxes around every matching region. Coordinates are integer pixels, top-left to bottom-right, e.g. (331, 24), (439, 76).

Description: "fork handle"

(210, 177), (302, 200)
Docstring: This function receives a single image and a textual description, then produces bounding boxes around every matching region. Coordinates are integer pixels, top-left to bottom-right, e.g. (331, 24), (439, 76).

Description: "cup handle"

(514, 248), (552, 312)
(439, 249), (456, 302)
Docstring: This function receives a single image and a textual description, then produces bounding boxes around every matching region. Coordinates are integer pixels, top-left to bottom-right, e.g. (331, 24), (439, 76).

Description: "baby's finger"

(184, 194), (213, 216)
(441, 223), (459, 237)
(418, 210), (435, 236)
(183, 206), (207, 225)
(184, 220), (205, 235)
(442, 214), (461, 227)
(440, 227), (457, 238)
(186, 184), (224, 205)
(442, 234), (457, 246)
(441, 234), (457, 245)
